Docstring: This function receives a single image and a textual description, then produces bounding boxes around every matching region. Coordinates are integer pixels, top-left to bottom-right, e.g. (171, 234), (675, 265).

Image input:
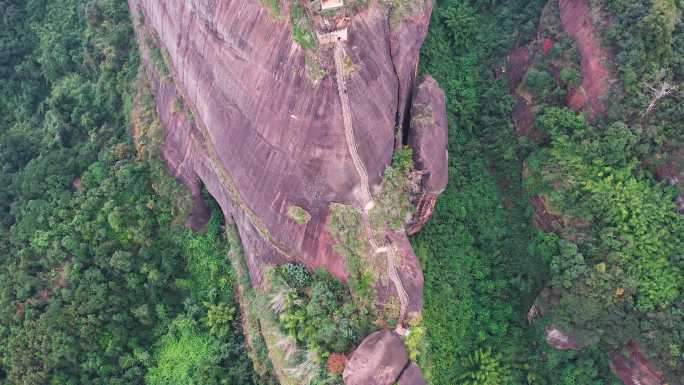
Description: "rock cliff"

(128, 0), (445, 384)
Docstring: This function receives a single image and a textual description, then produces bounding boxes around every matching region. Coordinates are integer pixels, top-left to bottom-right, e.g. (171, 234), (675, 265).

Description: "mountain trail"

(334, 40), (409, 325)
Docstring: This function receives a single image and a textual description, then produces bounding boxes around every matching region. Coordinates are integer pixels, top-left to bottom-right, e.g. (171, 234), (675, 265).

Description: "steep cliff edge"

(129, 0), (445, 384)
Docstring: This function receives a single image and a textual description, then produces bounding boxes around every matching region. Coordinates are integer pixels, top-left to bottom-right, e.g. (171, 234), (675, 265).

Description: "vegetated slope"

(412, 1), (613, 384)
(415, 0), (683, 385)
(0, 1), (253, 384)
(516, 0), (683, 383)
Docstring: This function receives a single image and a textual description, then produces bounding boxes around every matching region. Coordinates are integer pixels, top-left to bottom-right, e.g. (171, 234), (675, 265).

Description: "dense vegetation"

(259, 264), (373, 385)
(0, 1), (253, 384)
(526, 0), (684, 379)
(415, 0), (683, 384)
(2, 0), (683, 385)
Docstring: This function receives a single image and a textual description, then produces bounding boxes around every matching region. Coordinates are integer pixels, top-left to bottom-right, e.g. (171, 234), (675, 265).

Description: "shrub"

(535, 107), (586, 137)
(271, 268), (373, 356)
(278, 263), (312, 289)
(261, 0), (281, 16)
(370, 148), (415, 232)
(326, 353), (346, 374)
(289, 3), (316, 51)
(146, 317), (221, 385)
(145, 34), (170, 78)
(560, 67), (581, 88)
(204, 303), (235, 338)
(523, 68), (555, 101)
(287, 205), (311, 225)
(550, 240), (588, 289)
(405, 321), (427, 362)
(459, 348), (512, 385)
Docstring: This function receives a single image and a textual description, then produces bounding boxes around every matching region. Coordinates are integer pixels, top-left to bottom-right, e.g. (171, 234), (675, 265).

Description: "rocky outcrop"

(508, 0), (613, 140)
(387, 232), (424, 317)
(129, 0), (439, 286)
(343, 330), (408, 385)
(398, 363), (427, 385)
(408, 76), (448, 194)
(406, 75), (448, 234)
(129, 0), (444, 384)
(530, 274), (669, 385)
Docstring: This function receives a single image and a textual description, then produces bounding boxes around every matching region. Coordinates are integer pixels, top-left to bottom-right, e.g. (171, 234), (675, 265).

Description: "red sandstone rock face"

(406, 193), (436, 236)
(343, 330), (409, 385)
(130, 1), (443, 383)
(398, 362), (427, 385)
(387, 232), (424, 316)
(406, 75), (448, 234)
(398, 362), (426, 385)
(129, 0), (440, 288)
(408, 75), (448, 194)
(509, 0), (613, 139)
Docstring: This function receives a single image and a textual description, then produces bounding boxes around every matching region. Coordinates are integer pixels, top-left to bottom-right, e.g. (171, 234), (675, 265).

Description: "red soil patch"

(507, 46), (532, 90)
(512, 97), (538, 139)
(507, 45), (540, 138)
(530, 195), (562, 233)
(609, 342), (666, 385)
(559, 0), (611, 117)
(543, 37), (553, 54)
(327, 353), (347, 374)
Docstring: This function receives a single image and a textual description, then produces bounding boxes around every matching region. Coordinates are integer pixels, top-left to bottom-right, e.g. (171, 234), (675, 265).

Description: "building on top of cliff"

(320, 0), (344, 11)
(317, 28), (347, 45)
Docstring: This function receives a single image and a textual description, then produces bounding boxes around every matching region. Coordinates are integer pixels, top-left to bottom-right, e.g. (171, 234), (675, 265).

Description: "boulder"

(406, 75), (448, 234)
(343, 330), (408, 385)
(408, 75), (448, 195)
(398, 363), (426, 385)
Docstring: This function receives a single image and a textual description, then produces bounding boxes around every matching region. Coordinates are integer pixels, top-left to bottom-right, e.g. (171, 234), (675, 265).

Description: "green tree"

(459, 348), (512, 385)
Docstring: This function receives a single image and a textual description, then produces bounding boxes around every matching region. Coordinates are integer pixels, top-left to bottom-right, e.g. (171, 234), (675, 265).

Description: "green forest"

(415, 0), (683, 384)
(0, 1), (252, 384)
(0, 0), (682, 385)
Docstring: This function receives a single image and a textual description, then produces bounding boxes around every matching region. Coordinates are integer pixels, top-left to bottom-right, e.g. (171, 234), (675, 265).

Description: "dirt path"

(334, 43), (373, 206)
(559, 0), (611, 116)
(369, 236), (409, 322)
(334, 40), (409, 325)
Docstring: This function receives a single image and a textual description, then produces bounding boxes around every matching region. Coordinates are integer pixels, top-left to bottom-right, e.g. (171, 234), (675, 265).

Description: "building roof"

(321, 0), (344, 11)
